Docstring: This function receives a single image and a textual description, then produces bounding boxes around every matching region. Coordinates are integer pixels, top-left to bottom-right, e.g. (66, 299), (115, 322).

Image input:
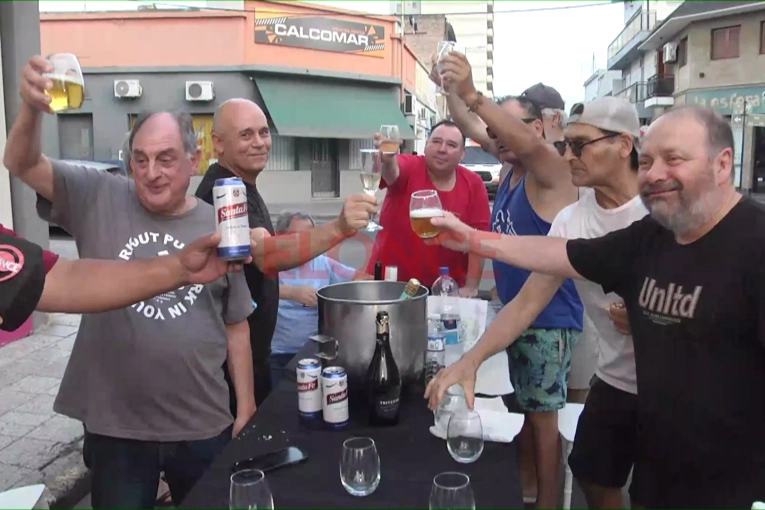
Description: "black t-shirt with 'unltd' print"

(566, 196), (765, 508)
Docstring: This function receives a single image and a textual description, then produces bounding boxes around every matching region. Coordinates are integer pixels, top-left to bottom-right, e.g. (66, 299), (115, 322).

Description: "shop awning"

(255, 76), (416, 140)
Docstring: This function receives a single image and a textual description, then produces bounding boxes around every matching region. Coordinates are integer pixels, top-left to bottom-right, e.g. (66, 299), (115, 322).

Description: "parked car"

(461, 144), (501, 199)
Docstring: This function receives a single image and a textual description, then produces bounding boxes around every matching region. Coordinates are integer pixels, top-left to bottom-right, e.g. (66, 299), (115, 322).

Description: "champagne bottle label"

(374, 389), (401, 419)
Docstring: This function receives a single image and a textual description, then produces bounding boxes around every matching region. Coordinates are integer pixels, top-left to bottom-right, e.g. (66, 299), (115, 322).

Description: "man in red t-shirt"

(0, 224), (251, 332)
(367, 120), (491, 291)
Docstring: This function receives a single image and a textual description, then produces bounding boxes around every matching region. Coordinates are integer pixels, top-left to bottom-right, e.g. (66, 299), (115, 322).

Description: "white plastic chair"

(558, 404), (585, 510)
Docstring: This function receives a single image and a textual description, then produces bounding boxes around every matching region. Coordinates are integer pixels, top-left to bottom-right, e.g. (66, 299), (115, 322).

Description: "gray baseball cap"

(567, 97), (641, 138)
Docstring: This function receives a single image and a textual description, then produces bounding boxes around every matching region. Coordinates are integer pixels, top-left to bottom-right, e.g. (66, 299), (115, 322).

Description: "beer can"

(321, 366), (349, 429)
(213, 177), (251, 260)
(296, 358), (322, 419)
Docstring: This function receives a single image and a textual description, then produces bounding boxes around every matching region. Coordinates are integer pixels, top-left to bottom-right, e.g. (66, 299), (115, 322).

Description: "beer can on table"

(297, 358), (322, 419)
(321, 366), (349, 430)
(213, 177), (251, 260)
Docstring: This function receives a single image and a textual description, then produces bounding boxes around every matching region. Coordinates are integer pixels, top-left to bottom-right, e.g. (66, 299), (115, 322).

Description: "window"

(678, 37), (688, 67)
(711, 25), (740, 60)
(760, 21), (765, 54)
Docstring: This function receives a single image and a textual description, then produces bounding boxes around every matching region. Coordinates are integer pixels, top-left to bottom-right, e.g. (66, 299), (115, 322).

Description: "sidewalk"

(0, 313), (87, 509)
(267, 199), (345, 223)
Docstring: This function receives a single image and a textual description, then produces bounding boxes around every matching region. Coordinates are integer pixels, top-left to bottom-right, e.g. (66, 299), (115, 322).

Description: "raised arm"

(250, 194), (377, 275)
(38, 233), (251, 313)
(3, 57), (58, 201)
(439, 52), (566, 189)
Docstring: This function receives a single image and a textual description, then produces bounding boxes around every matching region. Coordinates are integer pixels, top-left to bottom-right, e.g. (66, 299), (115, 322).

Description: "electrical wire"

(124, 0), (616, 17)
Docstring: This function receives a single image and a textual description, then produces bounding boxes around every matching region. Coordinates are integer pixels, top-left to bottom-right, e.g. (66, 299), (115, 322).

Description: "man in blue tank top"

(438, 53), (583, 508)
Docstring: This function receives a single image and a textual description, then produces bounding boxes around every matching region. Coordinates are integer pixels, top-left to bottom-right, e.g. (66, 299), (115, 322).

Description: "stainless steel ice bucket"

(315, 280), (429, 388)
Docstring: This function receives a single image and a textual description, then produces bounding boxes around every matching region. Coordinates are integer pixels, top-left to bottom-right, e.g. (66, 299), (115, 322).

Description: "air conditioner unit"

(663, 42), (678, 63)
(185, 81), (215, 102)
(402, 94), (415, 115)
(114, 79), (142, 99)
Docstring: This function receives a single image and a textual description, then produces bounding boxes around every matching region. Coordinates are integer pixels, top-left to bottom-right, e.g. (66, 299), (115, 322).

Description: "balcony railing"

(614, 82), (649, 104)
(608, 10), (657, 61)
(646, 74), (675, 98)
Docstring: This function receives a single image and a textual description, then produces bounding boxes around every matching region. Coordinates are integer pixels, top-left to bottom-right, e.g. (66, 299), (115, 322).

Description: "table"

(182, 342), (524, 509)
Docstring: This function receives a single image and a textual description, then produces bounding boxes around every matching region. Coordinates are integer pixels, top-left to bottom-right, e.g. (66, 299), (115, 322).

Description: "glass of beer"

(44, 54), (85, 113)
(360, 148), (383, 232)
(410, 190), (444, 239)
(436, 41), (467, 96)
(379, 125), (401, 155)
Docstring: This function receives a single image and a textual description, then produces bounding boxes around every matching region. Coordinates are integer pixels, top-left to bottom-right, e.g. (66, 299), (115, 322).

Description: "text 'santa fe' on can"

(321, 366), (349, 429)
(213, 177), (251, 260)
(297, 358), (322, 419)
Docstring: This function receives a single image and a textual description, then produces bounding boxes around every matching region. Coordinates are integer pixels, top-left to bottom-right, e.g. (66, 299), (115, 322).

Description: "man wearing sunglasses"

(428, 96), (646, 509)
(438, 52), (583, 509)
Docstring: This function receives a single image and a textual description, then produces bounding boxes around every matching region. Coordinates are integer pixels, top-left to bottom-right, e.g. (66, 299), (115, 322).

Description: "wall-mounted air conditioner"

(114, 79), (142, 99)
(186, 81), (215, 102)
(663, 42), (678, 63)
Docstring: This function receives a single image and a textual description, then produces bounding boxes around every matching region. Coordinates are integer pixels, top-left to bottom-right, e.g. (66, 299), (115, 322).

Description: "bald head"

(211, 98), (272, 178)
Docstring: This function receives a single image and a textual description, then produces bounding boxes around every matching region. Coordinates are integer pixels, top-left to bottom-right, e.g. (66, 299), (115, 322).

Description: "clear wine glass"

(230, 469), (274, 509)
(435, 384), (468, 433)
(360, 148), (383, 232)
(379, 125), (401, 155)
(429, 472), (475, 510)
(410, 190), (444, 239)
(339, 437), (380, 497)
(447, 410), (484, 464)
(435, 42), (467, 96)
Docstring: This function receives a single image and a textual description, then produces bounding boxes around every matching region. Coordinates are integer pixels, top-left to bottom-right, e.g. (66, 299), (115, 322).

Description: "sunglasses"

(555, 133), (619, 158)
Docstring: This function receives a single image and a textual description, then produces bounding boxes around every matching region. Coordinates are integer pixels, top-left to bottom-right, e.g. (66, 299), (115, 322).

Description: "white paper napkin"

(429, 397), (525, 443)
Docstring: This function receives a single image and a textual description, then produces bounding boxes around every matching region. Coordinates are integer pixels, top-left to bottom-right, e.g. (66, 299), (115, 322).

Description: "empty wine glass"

(339, 437), (380, 497)
(379, 125), (401, 155)
(360, 148), (383, 232)
(230, 469), (274, 509)
(429, 472), (475, 510)
(435, 41), (467, 96)
(447, 410), (484, 464)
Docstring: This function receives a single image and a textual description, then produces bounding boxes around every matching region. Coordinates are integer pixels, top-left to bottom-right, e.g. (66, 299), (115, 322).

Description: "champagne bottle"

(374, 261), (383, 281)
(398, 278), (420, 300)
(366, 311), (402, 426)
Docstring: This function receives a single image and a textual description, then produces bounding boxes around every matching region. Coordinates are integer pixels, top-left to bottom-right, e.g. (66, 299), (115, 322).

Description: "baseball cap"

(567, 97), (641, 138)
(0, 234), (45, 332)
(522, 83), (565, 111)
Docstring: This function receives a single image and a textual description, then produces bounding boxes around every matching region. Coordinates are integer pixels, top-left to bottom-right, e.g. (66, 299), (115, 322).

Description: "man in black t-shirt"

(427, 105), (765, 508)
(196, 98), (377, 408)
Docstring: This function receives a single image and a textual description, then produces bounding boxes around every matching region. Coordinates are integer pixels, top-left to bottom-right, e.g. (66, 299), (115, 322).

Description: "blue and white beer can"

(213, 177), (251, 260)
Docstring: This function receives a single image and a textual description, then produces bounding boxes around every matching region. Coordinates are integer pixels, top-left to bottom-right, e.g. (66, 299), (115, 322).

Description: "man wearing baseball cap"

(522, 82), (567, 143)
(0, 224), (251, 332)
(426, 96), (646, 509)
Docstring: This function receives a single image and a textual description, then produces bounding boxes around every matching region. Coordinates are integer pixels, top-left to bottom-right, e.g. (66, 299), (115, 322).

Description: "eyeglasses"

(556, 133), (619, 158)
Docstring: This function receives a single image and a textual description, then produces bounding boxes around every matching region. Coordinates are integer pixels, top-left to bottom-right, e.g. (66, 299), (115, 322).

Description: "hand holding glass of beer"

(410, 190), (444, 239)
(360, 148), (383, 232)
(43, 54), (85, 113)
(379, 125), (401, 155)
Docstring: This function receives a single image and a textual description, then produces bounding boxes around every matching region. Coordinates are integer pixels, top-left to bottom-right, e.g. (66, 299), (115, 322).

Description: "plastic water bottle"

(431, 267), (462, 366)
(425, 314), (446, 385)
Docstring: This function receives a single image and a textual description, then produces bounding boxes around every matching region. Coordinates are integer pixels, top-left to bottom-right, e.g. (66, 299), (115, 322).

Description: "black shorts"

(568, 376), (637, 489)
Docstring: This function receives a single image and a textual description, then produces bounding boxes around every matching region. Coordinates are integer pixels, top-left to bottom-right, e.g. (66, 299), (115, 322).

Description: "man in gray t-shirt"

(4, 56), (255, 510)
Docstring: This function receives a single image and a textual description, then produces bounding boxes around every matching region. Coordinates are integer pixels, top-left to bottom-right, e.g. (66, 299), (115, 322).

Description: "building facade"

(595, 0), (765, 191)
(39, 1), (434, 202)
(583, 69), (623, 103)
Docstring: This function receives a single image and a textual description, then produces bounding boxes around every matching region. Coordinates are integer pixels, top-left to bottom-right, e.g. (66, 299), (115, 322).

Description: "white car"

(461, 145), (501, 199)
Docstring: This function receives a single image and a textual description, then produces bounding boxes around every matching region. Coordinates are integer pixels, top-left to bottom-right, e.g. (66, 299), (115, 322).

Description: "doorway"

(752, 127), (765, 193)
(310, 138), (339, 198)
(58, 114), (94, 160)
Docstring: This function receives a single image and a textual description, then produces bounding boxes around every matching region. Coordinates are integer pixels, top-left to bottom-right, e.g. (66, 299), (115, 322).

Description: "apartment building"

(583, 69), (623, 102)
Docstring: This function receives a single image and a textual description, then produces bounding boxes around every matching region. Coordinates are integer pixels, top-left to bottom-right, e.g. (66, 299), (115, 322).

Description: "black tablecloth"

(182, 343), (523, 509)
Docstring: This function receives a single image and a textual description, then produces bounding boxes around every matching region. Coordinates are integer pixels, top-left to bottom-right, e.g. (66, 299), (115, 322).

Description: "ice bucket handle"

(309, 334), (339, 361)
